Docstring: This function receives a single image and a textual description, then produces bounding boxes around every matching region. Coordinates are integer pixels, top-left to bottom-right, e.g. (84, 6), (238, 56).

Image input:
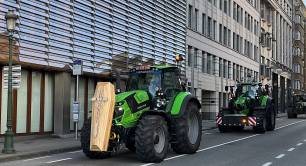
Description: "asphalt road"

(1, 116), (306, 166)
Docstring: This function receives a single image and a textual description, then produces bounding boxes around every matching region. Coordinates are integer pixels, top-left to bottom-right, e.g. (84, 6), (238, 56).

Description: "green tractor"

(287, 93), (306, 118)
(216, 83), (276, 133)
(81, 65), (202, 162)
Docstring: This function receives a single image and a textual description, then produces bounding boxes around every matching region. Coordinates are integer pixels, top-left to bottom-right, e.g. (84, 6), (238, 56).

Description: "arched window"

(293, 63), (301, 73)
(296, 48), (301, 56)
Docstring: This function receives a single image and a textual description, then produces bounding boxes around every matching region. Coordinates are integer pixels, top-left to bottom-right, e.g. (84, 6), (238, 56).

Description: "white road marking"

(23, 156), (51, 162)
(297, 143), (303, 146)
(304, 139), (306, 142)
(204, 133), (212, 135)
(275, 154), (285, 159)
(288, 148), (295, 152)
(275, 119), (306, 130)
(46, 158), (72, 164)
(68, 150), (82, 154)
(140, 119), (306, 166)
(262, 162), (273, 166)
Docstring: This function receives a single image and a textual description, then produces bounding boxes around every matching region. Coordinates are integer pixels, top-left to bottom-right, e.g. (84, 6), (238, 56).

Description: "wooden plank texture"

(90, 82), (115, 152)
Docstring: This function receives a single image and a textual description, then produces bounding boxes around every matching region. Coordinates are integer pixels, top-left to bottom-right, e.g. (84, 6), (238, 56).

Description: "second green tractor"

(217, 83), (276, 133)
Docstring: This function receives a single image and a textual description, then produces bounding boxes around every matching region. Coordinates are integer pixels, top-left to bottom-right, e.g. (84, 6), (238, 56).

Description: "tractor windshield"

(127, 70), (161, 96)
(238, 84), (258, 99)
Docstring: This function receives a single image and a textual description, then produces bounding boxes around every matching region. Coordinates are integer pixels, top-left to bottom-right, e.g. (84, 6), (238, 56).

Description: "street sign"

(73, 101), (80, 122)
(73, 60), (83, 75)
(3, 65), (21, 89)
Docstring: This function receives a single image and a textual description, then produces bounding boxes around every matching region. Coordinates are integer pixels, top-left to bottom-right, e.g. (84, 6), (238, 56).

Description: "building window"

(219, 58), (223, 77)
(219, 24), (223, 43)
(224, 0), (228, 14)
(208, 17), (212, 38)
(233, 32), (236, 49)
(213, 20), (217, 40)
(202, 13), (206, 35)
(207, 53), (212, 74)
(188, 5), (193, 28)
(233, 2), (237, 20)
(223, 26), (227, 45)
(195, 9), (199, 31)
(228, 61), (231, 79)
(202, 51), (206, 73)
(194, 48), (198, 68)
(188, 46), (192, 66)
(228, 29), (231, 47)
(254, 45), (258, 62)
(293, 63), (301, 74)
(224, 59), (228, 78)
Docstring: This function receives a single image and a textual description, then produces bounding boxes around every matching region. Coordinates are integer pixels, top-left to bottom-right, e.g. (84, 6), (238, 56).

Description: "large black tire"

(135, 115), (169, 163)
(287, 112), (298, 119)
(253, 116), (266, 133)
(266, 104), (276, 131)
(171, 102), (202, 154)
(81, 118), (111, 159)
(125, 129), (136, 152)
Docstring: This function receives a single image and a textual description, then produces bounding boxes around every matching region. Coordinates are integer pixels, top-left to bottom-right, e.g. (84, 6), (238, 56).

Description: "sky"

(304, 0), (306, 6)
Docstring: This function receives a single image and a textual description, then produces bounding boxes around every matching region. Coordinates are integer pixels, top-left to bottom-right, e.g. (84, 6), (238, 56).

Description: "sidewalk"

(0, 135), (80, 163)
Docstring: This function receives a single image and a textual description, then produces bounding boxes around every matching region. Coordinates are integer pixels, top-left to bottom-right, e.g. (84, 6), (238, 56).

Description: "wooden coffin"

(90, 82), (115, 152)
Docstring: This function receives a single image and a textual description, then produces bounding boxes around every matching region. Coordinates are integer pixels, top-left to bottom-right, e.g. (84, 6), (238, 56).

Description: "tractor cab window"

(127, 71), (161, 97)
(162, 69), (181, 98)
(237, 84), (258, 99)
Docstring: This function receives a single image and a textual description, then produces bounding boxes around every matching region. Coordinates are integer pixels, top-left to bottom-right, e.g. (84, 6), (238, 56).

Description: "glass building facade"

(0, 0), (186, 135)
(1, 0), (186, 72)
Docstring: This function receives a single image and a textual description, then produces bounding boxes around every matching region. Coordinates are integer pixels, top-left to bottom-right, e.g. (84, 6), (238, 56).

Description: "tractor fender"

(170, 93), (201, 117)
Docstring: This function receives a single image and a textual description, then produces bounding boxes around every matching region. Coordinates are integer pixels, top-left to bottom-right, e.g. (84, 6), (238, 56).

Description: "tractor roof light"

(175, 54), (184, 62)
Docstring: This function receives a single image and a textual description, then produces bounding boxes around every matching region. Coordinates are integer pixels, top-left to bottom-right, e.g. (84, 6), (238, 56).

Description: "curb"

(0, 146), (81, 163)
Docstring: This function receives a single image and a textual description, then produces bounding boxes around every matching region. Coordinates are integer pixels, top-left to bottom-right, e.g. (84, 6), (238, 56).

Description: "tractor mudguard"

(170, 92), (201, 117)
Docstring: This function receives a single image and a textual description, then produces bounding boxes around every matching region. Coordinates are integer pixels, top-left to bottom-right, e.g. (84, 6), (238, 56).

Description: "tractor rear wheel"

(287, 112), (297, 119)
(81, 118), (111, 159)
(135, 115), (169, 163)
(266, 104), (276, 131)
(253, 116), (266, 133)
(171, 102), (202, 154)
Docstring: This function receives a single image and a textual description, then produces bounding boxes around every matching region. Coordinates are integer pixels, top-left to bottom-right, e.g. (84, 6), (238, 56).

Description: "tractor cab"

(127, 65), (183, 98)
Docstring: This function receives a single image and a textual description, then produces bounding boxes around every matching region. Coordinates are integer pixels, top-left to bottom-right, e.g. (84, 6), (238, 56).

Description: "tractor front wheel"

(171, 102), (202, 154)
(81, 118), (111, 159)
(125, 129), (136, 152)
(135, 115), (169, 163)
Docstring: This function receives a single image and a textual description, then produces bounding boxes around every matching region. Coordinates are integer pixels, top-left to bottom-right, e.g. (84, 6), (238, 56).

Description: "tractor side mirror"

(225, 86), (229, 92)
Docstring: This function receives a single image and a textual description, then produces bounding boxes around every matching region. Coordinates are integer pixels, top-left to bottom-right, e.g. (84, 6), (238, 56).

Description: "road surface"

(1, 116), (306, 166)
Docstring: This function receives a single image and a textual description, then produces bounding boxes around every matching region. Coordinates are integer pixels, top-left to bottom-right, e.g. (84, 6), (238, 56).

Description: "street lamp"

(2, 9), (18, 154)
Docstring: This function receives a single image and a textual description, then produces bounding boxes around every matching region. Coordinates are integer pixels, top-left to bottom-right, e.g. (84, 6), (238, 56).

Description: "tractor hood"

(115, 90), (150, 104)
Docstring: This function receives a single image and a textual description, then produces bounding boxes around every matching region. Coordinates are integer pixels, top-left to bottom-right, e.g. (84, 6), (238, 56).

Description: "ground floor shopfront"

(0, 68), (102, 136)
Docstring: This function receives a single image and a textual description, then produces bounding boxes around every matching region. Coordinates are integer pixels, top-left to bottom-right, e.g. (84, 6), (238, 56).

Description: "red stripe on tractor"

(216, 117), (222, 124)
(248, 117), (257, 126)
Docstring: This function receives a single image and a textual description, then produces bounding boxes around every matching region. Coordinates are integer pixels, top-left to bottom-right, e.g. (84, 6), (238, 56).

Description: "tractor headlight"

(114, 106), (124, 118)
